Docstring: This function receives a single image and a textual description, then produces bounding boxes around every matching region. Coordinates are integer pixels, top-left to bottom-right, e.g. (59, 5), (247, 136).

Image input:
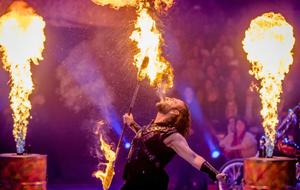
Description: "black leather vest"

(123, 123), (177, 179)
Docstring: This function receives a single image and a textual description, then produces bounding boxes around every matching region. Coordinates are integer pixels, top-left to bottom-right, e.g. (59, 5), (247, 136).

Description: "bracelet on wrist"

(200, 161), (220, 181)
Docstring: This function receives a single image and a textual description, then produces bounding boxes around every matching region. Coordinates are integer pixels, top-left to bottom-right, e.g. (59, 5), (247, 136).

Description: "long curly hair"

(174, 103), (191, 137)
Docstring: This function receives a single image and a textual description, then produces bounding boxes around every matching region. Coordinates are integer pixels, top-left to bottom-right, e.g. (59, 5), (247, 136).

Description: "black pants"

(121, 168), (169, 190)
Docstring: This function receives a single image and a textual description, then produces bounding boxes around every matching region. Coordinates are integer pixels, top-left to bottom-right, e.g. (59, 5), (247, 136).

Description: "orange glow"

(0, 1), (46, 154)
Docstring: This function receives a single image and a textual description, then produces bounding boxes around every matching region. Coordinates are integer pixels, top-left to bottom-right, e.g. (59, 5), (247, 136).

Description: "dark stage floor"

(48, 185), (99, 190)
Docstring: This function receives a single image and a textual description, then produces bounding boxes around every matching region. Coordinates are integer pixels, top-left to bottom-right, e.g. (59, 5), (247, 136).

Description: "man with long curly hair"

(121, 97), (226, 190)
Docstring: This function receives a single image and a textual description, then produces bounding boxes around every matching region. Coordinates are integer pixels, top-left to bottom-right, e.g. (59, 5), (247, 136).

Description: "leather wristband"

(200, 161), (220, 181)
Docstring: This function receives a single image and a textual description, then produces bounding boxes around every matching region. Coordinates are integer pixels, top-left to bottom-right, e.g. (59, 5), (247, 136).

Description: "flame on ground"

(93, 135), (116, 190)
(130, 5), (174, 95)
(242, 12), (295, 146)
(0, 1), (46, 154)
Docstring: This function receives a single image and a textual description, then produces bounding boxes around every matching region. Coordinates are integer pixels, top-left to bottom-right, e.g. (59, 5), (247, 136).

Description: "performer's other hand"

(123, 113), (134, 126)
(216, 173), (227, 183)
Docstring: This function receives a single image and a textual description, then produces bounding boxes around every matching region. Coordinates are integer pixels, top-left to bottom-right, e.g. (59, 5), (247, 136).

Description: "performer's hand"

(123, 113), (134, 126)
(216, 173), (227, 183)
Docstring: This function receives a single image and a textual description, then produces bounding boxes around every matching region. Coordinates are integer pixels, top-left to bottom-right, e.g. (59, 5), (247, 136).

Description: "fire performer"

(121, 97), (226, 190)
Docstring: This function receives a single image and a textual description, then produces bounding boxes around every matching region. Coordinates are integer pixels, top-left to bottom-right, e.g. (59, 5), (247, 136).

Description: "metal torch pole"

(114, 82), (141, 160)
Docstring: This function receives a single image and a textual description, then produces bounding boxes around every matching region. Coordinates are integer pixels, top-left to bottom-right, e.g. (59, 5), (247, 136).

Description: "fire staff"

(121, 97), (226, 190)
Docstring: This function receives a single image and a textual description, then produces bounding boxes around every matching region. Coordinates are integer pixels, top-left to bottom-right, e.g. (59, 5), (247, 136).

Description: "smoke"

(56, 37), (123, 161)
(56, 40), (114, 114)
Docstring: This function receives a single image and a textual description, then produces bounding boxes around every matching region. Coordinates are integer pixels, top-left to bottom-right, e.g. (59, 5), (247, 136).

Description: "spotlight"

(125, 142), (131, 149)
(211, 150), (220, 159)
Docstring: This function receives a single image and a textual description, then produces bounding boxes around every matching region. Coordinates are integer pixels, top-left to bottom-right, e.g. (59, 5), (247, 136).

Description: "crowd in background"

(167, 2), (300, 160)
(169, 4), (258, 159)
(164, 3), (300, 189)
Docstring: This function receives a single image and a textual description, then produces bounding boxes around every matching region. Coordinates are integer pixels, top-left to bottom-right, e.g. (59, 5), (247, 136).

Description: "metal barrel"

(0, 153), (47, 190)
(244, 157), (297, 190)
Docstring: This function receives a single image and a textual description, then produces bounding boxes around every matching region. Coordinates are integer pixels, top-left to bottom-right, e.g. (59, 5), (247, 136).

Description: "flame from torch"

(130, 5), (174, 94)
(0, 1), (46, 154)
(242, 12), (295, 154)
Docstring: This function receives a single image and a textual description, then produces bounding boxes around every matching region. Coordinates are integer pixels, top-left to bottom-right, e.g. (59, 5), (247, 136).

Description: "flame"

(242, 12), (295, 146)
(91, 0), (136, 9)
(90, 0), (173, 11)
(93, 135), (116, 190)
(0, 1), (46, 154)
(130, 6), (174, 94)
(90, 1), (174, 96)
(153, 0), (174, 12)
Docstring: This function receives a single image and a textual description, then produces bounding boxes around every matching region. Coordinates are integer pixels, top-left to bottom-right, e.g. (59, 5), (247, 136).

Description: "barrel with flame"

(244, 157), (296, 189)
(0, 153), (47, 190)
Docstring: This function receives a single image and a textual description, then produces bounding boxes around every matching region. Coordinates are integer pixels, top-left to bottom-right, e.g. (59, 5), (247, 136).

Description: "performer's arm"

(164, 133), (225, 181)
(123, 113), (141, 133)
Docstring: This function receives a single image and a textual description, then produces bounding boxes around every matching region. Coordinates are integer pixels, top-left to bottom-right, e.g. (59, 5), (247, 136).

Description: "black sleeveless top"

(123, 122), (177, 180)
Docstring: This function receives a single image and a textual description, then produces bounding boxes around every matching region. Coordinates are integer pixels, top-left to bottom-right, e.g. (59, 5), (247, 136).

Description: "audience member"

(222, 118), (257, 159)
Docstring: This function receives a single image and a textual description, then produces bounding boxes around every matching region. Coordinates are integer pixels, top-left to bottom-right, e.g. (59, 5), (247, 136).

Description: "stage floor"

(48, 185), (99, 190)
(48, 184), (218, 190)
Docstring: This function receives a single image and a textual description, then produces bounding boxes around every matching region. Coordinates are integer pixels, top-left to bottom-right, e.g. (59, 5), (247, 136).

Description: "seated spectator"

(203, 79), (221, 122)
(203, 79), (223, 131)
(206, 64), (218, 81)
(224, 80), (236, 102)
(220, 118), (257, 159)
(225, 100), (238, 120)
(219, 117), (235, 159)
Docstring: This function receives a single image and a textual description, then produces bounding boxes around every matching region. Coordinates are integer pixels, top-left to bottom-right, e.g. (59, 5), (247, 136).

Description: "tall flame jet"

(91, 0), (174, 189)
(0, 1), (46, 154)
(243, 12), (295, 154)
